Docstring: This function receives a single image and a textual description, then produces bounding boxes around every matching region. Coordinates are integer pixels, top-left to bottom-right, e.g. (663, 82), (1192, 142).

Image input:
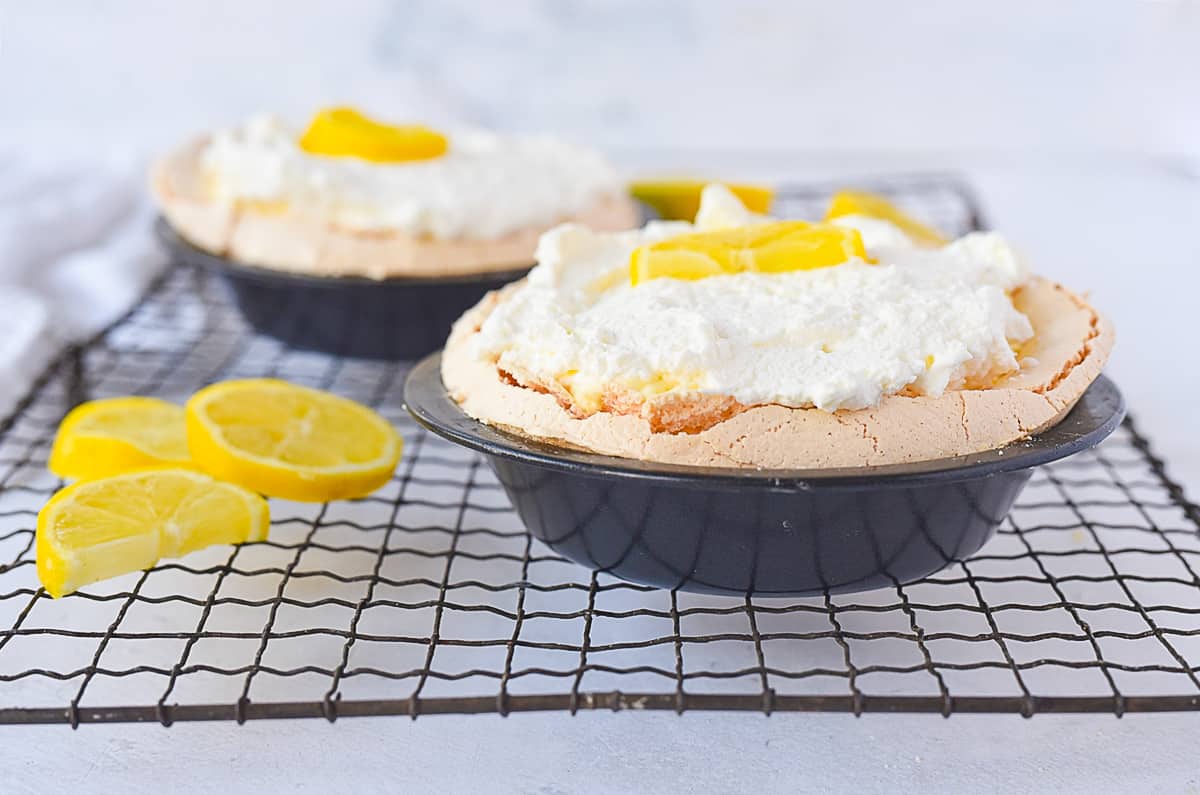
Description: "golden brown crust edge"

(150, 140), (642, 280)
(441, 277), (1114, 469)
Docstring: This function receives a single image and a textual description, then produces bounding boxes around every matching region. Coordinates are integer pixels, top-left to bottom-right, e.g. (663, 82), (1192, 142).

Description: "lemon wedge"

(48, 397), (191, 481)
(37, 469), (269, 598)
(824, 189), (947, 246)
(631, 221), (868, 285)
(299, 106), (447, 163)
(630, 180), (774, 221)
(186, 379), (402, 502)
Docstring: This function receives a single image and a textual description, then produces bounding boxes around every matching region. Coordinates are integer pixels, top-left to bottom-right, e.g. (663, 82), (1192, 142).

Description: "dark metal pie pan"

(156, 218), (529, 360)
(404, 353), (1125, 596)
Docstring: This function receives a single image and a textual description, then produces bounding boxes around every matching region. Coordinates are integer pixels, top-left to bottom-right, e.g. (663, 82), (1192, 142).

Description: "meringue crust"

(442, 277), (1113, 469)
(151, 139), (642, 280)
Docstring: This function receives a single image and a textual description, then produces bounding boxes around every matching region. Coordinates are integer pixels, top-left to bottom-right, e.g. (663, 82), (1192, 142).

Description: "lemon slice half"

(37, 469), (269, 598)
(48, 397), (191, 481)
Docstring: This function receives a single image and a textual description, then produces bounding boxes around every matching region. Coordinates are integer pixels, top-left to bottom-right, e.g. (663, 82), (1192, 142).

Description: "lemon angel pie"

(152, 107), (640, 279)
(441, 186), (1113, 469)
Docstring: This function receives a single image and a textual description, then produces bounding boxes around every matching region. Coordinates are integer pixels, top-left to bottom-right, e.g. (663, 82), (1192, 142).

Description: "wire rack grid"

(2, 177), (1199, 727)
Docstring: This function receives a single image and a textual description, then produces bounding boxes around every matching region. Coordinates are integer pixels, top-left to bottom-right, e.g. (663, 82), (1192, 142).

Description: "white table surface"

(0, 152), (1195, 794)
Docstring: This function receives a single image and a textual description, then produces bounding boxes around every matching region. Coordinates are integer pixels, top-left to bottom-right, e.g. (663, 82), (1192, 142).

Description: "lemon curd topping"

(630, 221), (870, 286)
(824, 189), (947, 247)
(629, 180), (773, 221)
(298, 107), (448, 163)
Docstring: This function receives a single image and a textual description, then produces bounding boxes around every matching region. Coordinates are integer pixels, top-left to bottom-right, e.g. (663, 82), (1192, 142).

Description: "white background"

(1, 1), (1199, 792)
(2, 0), (1198, 158)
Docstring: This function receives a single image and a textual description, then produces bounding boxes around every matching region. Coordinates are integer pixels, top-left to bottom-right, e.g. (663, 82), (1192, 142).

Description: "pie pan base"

(405, 353), (1125, 595)
(157, 219), (529, 360)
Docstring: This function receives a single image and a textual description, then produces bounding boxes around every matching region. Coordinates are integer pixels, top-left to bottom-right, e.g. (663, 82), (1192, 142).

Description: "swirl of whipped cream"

(201, 114), (626, 239)
(471, 186), (1033, 413)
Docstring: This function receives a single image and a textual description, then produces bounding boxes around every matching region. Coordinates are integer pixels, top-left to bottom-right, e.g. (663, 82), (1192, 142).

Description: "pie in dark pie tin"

(404, 353), (1125, 596)
(156, 218), (529, 361)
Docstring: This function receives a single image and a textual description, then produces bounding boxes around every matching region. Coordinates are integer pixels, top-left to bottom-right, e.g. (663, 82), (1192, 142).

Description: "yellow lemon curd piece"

(48, 397), (192, 481)
(37, 469), (269, 598)
(630, 180), (774, 221)
(824, 189), (947, 246)
(186, 379), (402, 502)
(299, 106), (448, 163)
(630, 221), (869, 286)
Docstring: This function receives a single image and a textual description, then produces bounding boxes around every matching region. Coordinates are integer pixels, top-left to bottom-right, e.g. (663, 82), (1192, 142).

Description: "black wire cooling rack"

(2, 176), (1199, 727)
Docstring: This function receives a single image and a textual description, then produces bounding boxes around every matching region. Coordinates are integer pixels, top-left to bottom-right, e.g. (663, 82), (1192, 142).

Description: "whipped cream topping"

(200, 114), (625, 239)
(471, 186), (1034, 413)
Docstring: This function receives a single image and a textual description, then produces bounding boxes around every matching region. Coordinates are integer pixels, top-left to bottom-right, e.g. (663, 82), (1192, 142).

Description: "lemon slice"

(186, 379), (402, 502)
(631, 221), (868, 285)
(630, 180), (774, 221)
(37, 469), (269, 598)
(48, 397), (191, 481)
(824, 189), (947, 246)
(299, 107), (448, 163)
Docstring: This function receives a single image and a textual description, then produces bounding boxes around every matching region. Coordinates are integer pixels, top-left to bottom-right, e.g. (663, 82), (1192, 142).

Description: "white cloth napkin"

(0, 155), (164, 417)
